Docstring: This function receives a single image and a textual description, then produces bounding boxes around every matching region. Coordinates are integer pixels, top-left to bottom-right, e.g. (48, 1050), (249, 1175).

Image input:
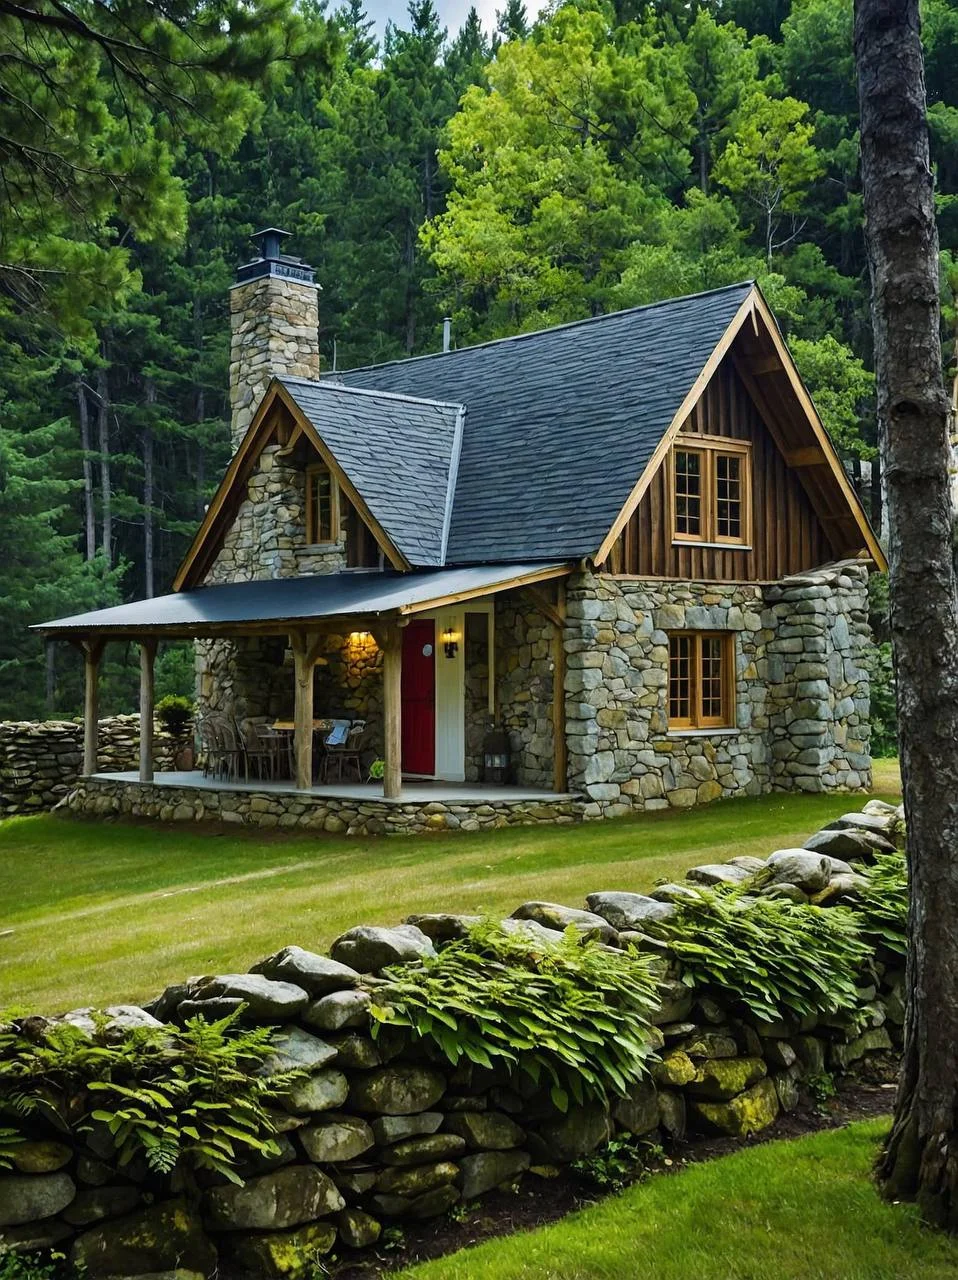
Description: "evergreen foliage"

(5, 0), (956, 717)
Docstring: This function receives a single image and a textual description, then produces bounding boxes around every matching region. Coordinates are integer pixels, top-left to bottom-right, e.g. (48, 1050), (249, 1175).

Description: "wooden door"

(401, 619), (436, 775)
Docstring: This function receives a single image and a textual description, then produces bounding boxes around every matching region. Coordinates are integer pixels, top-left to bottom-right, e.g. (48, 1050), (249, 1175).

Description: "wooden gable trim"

(398, 562), (573, 614)
(174, 381), (409, 591)
(594, 288), (758, 566)
(748, 290), (887, 570)
(594, 286), (888, 573)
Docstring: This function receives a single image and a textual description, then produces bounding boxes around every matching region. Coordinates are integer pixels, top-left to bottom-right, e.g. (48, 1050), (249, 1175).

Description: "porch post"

(139, 638), (158, 782)
(552, 582), (567, 794)
(377, 621), (405, 800)
(81, 638), (105, 777)
(290, 631), (316, 792)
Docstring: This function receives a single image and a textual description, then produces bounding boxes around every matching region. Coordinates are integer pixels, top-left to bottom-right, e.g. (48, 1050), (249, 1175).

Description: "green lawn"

(397, 1120), (957, 1280)
(0, 765), (901, 1012)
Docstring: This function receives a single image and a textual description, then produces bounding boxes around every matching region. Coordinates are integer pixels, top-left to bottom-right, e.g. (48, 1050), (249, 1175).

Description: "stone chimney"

(228, 228), (320, 451)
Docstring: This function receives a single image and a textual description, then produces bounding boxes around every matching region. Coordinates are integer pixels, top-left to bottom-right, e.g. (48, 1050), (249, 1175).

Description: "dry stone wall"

(0, 717), (190, 818)
(0, 801), (904, 1273)
(565, 562), (872, 817)
(496, 594), (556, 789)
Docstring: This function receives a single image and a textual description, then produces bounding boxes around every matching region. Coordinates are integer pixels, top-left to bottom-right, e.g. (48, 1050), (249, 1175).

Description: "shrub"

(660, 887), (872, 1024)
(370, 921), (659, 1111)
(851, 851), (908, 959)
(0, 1010), (299, 1182)
(155, 693), (193, 737)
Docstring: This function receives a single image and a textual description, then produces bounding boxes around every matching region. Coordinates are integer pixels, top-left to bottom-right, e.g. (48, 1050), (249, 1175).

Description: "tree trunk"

(143, 377), (156, 599)
(96, 361), (112, 568)
(856, 0), (958, 1229)
(76, 377), (96, 561)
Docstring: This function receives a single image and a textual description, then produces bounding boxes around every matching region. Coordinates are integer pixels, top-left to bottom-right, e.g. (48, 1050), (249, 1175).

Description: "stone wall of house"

(564, 562), (872, 818)
(0, 717), (192, 818)
(0, 802), (903, 1270)
(463, 614), (491, 783)
(229, 274), (321, 451)
(496, 594), (556, 789)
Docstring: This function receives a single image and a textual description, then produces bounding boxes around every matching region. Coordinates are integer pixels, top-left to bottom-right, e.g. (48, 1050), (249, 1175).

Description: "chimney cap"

(235, 226), (316, 287)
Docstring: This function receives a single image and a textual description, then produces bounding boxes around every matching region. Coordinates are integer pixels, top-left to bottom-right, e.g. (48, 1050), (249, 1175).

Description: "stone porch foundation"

(63, 776), (583, 836)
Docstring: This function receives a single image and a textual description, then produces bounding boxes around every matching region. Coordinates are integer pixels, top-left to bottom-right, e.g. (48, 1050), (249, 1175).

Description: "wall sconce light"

(442, 627), (459, 659)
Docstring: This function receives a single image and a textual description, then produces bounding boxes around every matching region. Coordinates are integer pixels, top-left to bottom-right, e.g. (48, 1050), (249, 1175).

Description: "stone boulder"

(299, 1115), (375, 1163)
(685, 1057), (767, 1101)
(338, 1207), (381, 1249)
(71, 1199), (215, 1273)
(648, 883), (700, 904)
(282, 1067), (349, 1113)
(458, 1150), (531, 1200)
(330, 925), (435, 973)
(190, 974), (309, 1021)
(302, 989), (371, 1032)
(688, 1078), (780, 1137)
(585, 891), (676, 931)
(443, 1111), (524, 1151)
(348, 1065), (446, 1115)
(764, 850), (831, 894)
(405, 913), (481, 943)
(375, 1161), (459, 1197)
(498, 918), (567, 946)
(803, 826), (897, 859)
(260, 1025), (337, 1076)
(612, 1081), (659, 1136)
(223, 1222), (336, 1278)
(250, 945), (362, 995)
(536, 1102), (611, 1161)
(370, 1111), (444, 1145)
(57, 1005), (165, 1039)
(685, 864), (754, 887)
(380, 1134), (467, 1165)
(62, 1185), (141, 1227)
(10, 1141), (71, 1174)
(0, 1172), (75, 1226)
(510, 902), (618, 943)
(205, 1165), (344, 1231)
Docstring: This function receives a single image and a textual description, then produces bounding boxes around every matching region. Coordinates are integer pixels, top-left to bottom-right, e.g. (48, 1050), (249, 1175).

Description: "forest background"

(4, 0), (952, 750)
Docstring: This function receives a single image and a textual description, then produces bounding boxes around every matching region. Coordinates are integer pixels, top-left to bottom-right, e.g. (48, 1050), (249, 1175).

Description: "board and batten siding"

(606, 359), (836, 581)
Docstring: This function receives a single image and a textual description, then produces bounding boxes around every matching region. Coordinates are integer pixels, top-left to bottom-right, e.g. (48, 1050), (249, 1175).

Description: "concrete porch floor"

(94, 770), (573, 805)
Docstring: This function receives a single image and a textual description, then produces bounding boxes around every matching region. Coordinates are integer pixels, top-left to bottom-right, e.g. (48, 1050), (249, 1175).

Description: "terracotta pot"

(174, 744), (195, 770)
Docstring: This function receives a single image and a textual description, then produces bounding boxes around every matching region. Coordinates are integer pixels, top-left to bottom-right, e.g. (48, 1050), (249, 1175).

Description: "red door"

(402, 619), (436, 775)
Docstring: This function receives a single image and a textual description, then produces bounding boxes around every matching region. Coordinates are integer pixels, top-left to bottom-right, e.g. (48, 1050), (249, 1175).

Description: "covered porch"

(36, 562), (574, 809)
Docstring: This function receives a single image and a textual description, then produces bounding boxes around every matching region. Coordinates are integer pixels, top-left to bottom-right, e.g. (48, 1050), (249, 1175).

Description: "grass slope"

(0, 766), (900, 1012)
(397, 1120), (957, 1280)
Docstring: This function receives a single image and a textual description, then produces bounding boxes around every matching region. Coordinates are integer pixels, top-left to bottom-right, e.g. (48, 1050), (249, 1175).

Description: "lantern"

(482, 723), (511, 785)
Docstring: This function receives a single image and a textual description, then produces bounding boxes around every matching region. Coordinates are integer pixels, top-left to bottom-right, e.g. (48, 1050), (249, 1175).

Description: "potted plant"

(156, 695), (195, 769)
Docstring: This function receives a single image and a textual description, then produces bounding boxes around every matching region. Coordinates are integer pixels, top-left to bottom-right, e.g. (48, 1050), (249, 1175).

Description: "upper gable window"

(670, 435), (751, 547)
(306, 464), (339, 544)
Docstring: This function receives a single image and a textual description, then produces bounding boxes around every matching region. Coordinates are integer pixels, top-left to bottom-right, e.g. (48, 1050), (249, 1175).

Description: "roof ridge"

(335, 281), (757, 377)
(281, 375), (465, 414)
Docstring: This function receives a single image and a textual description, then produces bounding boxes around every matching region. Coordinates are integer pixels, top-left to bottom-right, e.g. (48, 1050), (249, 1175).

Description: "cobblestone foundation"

(64, 776), (584, 836)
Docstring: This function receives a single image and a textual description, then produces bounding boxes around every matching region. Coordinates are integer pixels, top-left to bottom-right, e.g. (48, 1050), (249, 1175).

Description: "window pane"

(700, 636), (726, 721)
(674, 450), (702, 536)
(669, 634), (693, 722)
(310, 469), (332, 542)
(715, 454), (742, 540)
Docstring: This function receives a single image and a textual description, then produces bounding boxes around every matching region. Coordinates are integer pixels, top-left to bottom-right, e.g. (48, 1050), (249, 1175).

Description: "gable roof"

(335, 282), (757, 563)
(280, 379), (464, 567)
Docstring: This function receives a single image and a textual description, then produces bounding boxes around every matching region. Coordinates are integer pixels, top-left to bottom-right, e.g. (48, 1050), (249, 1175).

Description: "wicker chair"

(205, 714), (247, 782)
(320, 719), (366, 783)
(243, 720), (284, 782)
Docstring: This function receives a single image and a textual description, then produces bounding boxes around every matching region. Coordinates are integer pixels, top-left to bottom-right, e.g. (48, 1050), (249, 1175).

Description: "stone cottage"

(38, 230), (884, 833)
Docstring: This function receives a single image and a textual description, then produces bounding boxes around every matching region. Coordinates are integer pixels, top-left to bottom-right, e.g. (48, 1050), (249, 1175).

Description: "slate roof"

(35, 564), (569, 636)
(334, 281), (755, 563)
(280, 379), (464, 567)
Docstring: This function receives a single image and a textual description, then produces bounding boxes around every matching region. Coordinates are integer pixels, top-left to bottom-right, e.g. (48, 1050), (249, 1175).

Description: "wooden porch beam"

(139, 638), (158, 782)
(523, 584), (565, 631)
(290, 630), (325, 791)
(374, 620), (406, 800)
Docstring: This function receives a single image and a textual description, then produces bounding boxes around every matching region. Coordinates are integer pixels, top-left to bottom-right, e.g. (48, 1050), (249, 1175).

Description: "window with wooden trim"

(306, 464), (338, 544)
(668, 632), (735, 729)
(670, 435), (751, 547)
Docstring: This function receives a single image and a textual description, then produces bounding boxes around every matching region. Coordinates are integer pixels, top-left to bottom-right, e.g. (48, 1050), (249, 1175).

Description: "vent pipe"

(442, 317), (452, 353)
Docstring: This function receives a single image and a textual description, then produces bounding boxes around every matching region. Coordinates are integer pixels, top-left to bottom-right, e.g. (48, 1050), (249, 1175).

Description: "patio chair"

(196, 717), (220, 779)
(243, 720), (284, 782)
(206, 713), (247, 782)
(320, 719), (365, 784)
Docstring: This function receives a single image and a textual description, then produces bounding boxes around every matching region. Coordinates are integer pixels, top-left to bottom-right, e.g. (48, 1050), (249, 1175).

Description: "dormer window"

(306, 464), (339, 544)
(670, 435), (751, 547)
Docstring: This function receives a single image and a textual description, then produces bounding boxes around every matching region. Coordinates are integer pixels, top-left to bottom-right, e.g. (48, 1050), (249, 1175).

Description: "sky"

(363, 0), (542, 42)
